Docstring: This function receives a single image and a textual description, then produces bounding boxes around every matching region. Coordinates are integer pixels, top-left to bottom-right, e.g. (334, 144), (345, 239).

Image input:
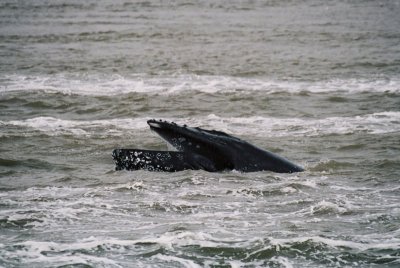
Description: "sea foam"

(2, 73), (400, 95)
(2, 111), (399, 137)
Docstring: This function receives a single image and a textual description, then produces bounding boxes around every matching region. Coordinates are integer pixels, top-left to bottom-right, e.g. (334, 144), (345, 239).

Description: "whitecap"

(202, 112), (400, 137)
(310, 200), (349, 215)
(1, 116), (149, 137)
(2, 112), (399, 138)
(152, 254), (202, 268)
(3, 239), (123, 267)
(2, 73), (400, 96)
(269, 236), (400, 251)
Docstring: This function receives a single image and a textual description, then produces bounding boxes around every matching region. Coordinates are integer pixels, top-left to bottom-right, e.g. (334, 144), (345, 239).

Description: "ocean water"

(1, 0), (400, 267)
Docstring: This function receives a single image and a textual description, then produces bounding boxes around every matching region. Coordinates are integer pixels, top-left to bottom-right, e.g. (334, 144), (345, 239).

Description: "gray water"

(1, 0), (400, 267)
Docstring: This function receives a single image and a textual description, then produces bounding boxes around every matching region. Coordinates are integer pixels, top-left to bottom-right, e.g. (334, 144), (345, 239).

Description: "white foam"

(270, 256), (294, 268)
(1, 116), (149, 137)
(2, 112), (399, 137)
(310, 200), (349, 215)
(135, 230), (246, 250)
(152, 254), (202, 268)
(269, 236), (400, 251)
(1, 74), (164, 96)
(105, 181), (145, 191)
(280, 186), (297, 194)
(2, 73), (400, 95)
(3, 239), (123, 267)
(202, 112), (400, 137)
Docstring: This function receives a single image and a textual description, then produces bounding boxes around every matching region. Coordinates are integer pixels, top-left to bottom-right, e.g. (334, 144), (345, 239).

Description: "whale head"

(113, 119), (303, 173)
(146, 119), (304, 173)
(147, 119), (236, 170)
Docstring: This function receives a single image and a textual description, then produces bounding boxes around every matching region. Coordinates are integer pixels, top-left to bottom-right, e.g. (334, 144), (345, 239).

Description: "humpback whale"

(112, 119), (304, 173)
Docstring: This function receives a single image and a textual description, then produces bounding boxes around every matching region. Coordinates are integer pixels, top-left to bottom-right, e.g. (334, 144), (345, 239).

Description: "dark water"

(1, 0), (400, 267)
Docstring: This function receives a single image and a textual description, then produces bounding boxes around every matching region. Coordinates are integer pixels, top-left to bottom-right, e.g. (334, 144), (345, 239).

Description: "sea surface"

(1, 0), (400, 267)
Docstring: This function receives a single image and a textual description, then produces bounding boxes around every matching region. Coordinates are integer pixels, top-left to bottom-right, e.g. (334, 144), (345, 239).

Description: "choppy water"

(1, 0), (400, 267)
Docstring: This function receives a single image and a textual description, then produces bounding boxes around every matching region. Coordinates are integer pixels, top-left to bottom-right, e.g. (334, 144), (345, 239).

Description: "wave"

(246, 236), (400, 265)
(1, 182), (399, 267)
(2, 73), (400, 96)
(0, 117), (148, 137)
(3, 233), (398, 267)
(201, 112), (400, 137)
(268, 236), (400, 253)
(2, 112), (399, 137)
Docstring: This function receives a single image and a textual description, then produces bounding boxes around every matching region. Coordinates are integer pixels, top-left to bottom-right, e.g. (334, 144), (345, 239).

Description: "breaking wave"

(2, 112), (399, 137)
(2, 73), (400, 96)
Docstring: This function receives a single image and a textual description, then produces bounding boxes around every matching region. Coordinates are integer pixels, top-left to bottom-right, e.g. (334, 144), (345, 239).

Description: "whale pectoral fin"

(112, 149), (218, 172)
